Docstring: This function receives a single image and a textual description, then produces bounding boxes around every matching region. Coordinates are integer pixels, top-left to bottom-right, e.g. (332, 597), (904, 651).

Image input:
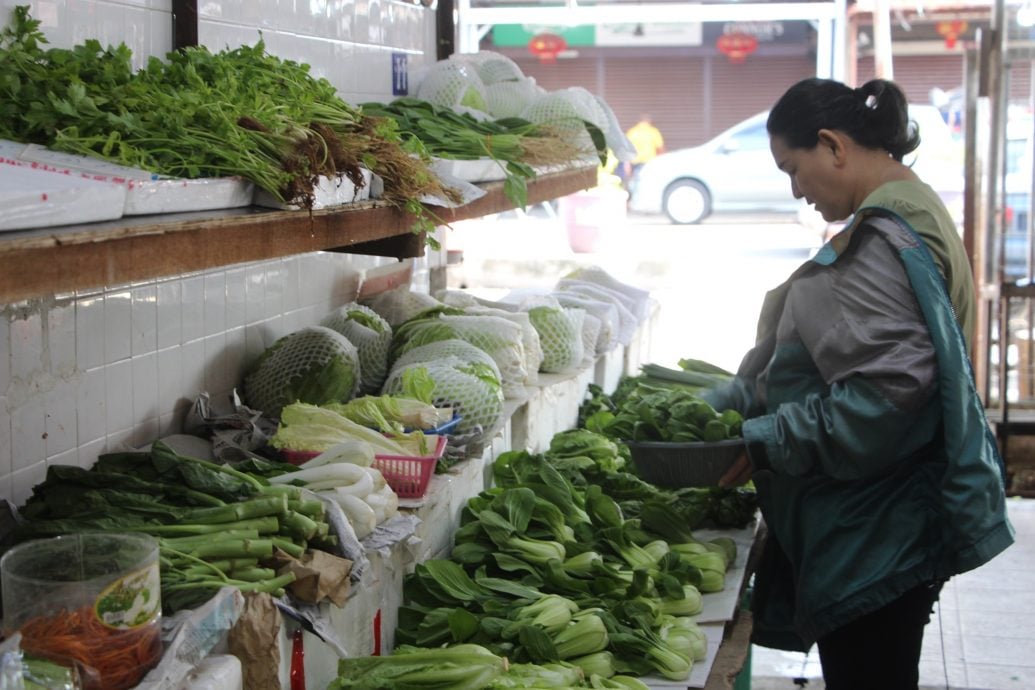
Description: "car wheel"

(663, 179), (711, 224)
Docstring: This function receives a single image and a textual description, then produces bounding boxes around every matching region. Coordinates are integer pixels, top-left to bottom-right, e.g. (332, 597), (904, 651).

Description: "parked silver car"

(628, 106), (963, 225)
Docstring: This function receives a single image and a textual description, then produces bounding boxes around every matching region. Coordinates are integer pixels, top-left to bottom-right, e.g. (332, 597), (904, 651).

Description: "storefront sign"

(492, 22), (701, 47)
(492, 24), (595, 47)
(595, 23), (702, 47)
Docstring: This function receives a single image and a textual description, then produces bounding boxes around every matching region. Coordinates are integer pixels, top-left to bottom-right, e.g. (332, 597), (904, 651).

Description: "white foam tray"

(0, 159), (127, 232)
(7, 142), (255, 216)
(252, 169), (374, 210)
(431, 157), (508, 183)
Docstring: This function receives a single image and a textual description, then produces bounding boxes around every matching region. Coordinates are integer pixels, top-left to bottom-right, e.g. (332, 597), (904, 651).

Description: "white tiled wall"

(0, 1), (445, 507)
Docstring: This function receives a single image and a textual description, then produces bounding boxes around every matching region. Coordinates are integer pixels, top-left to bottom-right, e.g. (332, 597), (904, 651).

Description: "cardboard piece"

(228, 592), (282, 690)
(277, 550), (353, 608)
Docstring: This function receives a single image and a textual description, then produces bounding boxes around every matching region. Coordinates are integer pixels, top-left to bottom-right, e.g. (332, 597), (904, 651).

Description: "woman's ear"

(816, 129), (848, 166)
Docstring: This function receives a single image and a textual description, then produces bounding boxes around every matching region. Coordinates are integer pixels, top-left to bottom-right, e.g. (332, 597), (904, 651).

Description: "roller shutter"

(708, 55), (814, 142)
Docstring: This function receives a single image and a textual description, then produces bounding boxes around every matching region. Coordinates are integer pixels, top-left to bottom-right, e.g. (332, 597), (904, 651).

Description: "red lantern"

(716, 32), (759, 64)
(935, 20), (968, 49)
(528, 33), (568, 64)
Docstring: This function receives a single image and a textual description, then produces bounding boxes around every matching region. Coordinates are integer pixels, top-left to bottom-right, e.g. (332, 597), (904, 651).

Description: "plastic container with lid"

(1, 532), (164, 690)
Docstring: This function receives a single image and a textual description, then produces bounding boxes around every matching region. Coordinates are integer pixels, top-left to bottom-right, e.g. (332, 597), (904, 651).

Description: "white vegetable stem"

(301, 439), (376, 469)
(323, 491), (377, 540)
(269, 463), (368, 489)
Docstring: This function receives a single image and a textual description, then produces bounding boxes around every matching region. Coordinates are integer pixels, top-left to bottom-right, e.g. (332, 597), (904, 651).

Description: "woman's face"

(769, 133), (853, 222)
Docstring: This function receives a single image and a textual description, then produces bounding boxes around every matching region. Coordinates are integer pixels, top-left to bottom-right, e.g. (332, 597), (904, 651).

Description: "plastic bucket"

(1, 532), (163, 690)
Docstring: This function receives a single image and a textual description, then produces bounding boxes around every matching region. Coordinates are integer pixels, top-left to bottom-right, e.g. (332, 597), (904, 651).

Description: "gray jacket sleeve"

(742, 230), (941, 480)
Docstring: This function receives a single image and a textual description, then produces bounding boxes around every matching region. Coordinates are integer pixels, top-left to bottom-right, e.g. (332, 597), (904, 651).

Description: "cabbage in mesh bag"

(521, 87), (609, 159)
(391, 338), (502, 382)
(485, 78), (542, 119)
(320, 303), (392, 394)
(527, 305), (585, 373)
(564, 265), (651, 320)
(382, 356), (505, 445)
(460, 306), (543, 386)
(416, 60), (489, 114)
(390, 314), (529, 398)
(555, 279), (639, 346)
(360, 287), (443, 328)
(551, 291), (620, 354)
(244, 326), (361, 418)
(456, 51), (525, 85)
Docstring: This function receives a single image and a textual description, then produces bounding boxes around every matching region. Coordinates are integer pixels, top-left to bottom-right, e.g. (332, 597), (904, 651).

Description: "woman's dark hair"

(766, 78), (920, 162)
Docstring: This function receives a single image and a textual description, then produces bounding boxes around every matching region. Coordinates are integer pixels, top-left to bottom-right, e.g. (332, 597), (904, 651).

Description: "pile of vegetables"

(377, 427), (750, 683)
(328, 643), (653, 690)
(0, 6), (458, 225)
(360, 98), (600, 208)
(268, 402), (437, 458)
(9, 441), (338, 614)
(578, 359), (744, 443)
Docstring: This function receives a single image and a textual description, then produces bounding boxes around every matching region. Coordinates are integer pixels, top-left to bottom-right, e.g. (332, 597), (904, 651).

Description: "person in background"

(703, 77), (1014, 690)
(621, 113), (665, 189)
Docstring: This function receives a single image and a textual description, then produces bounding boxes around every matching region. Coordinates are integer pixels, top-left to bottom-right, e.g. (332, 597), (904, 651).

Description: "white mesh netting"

(460, 306), (543, 387)
(382, 355), (505, 449)
(485, 78), (543, 119)
(361, 287), (443, 328)
(243, 326), (361, 418)
(320, 303), (393, 395)
(391, 339), (502, 382)
(456, 51), (525, 85)
(526, 303), (586, 374)
(391, 314), (529, 399)
(564, 266), (652, 320)
(555, 279), (640, 346)
(416, 59), (490, 115)
(550, 292), (620, 355)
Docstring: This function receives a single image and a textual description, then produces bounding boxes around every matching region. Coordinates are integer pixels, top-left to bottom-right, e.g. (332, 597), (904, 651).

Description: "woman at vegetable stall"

(701, 77), (1015, 690)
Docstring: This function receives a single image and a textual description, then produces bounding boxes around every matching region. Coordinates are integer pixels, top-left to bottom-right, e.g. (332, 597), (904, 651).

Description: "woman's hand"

(718, 450), (753, 487)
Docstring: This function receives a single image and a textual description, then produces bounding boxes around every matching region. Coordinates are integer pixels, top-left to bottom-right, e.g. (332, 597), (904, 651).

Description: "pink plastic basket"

(373, 435), (447, 499)
(281, 435), (447, 498)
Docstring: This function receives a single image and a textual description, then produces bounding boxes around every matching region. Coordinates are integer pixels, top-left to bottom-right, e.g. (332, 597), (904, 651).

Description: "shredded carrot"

(19, 606), (162, 690)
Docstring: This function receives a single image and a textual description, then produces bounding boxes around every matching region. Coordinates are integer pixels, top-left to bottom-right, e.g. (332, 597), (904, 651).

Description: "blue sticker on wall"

(392, 53), (408, 96)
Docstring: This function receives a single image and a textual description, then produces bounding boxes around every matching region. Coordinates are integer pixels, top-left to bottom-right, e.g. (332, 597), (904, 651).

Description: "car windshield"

(728, 122), (770, 151)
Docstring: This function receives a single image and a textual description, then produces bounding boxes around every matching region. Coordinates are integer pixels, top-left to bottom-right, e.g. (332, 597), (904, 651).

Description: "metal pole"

(817, 17), (833, 79)
(872, 0), (894, 79)
(832, 0), (848, 82)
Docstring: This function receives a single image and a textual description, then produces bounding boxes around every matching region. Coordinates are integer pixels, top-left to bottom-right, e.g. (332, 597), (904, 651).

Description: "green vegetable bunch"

(0, 6), (458, 228)
(10, 441), (338, 614)
(361, 98), (597, 209)
(390, 445), (733, 682)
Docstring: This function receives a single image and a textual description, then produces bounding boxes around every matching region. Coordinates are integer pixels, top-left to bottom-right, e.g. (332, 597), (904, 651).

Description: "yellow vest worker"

(626, 117), (665, 165)
(622, 115), (665, 187)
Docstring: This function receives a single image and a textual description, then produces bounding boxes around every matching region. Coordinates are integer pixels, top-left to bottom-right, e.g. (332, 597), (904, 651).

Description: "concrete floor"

(750, 498), (1035, 690)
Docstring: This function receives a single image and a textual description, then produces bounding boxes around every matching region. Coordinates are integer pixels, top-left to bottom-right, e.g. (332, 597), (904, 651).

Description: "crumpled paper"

(275, 550), (353, 608)
(228, 592), (281, 690)
(185, 390), (277, 460)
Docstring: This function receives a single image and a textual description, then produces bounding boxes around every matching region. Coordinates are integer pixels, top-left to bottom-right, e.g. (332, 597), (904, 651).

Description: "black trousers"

(817, 581), (943, 690)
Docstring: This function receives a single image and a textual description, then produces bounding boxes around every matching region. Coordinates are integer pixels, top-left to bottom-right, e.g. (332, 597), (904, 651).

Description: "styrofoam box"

(0, 160), (127, 231)
(16, 144), (255, 216)
(430, 157), (508, 183)
(252, 169), (374, 210)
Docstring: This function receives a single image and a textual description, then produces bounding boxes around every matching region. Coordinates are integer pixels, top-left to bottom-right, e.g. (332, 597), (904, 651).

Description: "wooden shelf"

(0, 165), (597, 304)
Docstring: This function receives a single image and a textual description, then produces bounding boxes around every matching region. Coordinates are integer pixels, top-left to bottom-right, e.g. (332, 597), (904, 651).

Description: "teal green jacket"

(704, 209), (1014, 650)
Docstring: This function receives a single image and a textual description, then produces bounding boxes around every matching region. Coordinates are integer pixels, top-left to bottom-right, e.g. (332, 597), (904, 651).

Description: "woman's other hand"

(719, 450), (753, 487)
